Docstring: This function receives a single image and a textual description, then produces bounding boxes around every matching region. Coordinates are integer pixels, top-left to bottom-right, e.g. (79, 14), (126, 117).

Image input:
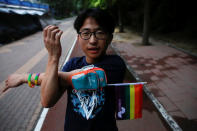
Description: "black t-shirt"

(62, 55), (126, 131)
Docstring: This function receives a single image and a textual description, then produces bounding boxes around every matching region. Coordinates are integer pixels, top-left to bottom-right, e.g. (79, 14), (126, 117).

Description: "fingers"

(2, 87), (8, 93)
(51, 29), (61, 40)
(55, 31), (63, 42)
(2, 80), (9, 93)
(43, 25), (63, 42)
(43, 25), (52, 38)
(47, 26), (58, 40)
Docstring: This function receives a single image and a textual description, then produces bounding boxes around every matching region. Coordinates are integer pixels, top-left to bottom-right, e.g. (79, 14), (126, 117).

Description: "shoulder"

(103, 55), (126, 68)
(106, 55), (124, 63)
(62, 56), (85, 72)
(96, 55), (126, 73)
(97, 55), (126, 83)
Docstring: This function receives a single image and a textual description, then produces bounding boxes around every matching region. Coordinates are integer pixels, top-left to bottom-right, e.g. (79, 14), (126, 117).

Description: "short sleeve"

(61, 58), (73, 72)
(61, 57), (85, 72)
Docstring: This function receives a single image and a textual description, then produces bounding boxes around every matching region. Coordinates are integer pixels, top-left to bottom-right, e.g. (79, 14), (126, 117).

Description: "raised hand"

(43, 25), (63, 60)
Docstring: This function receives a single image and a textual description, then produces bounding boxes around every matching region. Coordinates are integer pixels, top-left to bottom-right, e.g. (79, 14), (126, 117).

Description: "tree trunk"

(142, 0), (151, 45)
(118, 8), (124, 32)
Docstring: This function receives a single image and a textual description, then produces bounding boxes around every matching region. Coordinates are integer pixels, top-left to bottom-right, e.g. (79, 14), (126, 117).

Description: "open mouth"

(87, 47), (99, 54)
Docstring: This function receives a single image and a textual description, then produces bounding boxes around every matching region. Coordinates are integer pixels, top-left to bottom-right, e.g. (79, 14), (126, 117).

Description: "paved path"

(0, 18), (76, 131)
(112, 34), (197, 130)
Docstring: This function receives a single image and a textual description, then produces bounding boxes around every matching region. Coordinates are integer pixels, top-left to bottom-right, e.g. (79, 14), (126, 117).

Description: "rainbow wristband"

(28, 73), (34, 88)
(34, 73), (40, 86)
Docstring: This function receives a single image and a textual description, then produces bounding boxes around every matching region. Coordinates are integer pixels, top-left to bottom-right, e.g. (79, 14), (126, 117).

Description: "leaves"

(40, 0), (118, 17)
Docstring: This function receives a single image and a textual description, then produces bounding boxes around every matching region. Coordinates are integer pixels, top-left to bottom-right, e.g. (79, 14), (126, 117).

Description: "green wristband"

(28, 73), (34, 88)
(34, 73), (40, 85)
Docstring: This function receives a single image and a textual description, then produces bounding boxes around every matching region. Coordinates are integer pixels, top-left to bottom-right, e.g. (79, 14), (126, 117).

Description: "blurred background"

(0, 0), (196, 53)
(0, 0), (197, 131)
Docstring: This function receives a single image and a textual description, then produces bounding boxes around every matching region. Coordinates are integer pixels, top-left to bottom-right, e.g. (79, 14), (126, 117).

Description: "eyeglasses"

(78, 30), (108, 40)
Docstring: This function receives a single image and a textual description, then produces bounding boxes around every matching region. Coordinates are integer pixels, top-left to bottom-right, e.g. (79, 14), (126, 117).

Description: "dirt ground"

(113, 27), (197, 56)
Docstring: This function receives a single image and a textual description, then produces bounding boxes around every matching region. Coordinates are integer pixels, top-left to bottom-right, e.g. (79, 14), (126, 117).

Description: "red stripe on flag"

(134, 84), (143, 119)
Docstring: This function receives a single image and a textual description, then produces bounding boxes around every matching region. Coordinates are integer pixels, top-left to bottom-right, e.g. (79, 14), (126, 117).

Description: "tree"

(85, 0), (116, 9)
(113, 0), (130, 33)
(142, 0), (151, 45)
(40, 0), (74, 17)
(116, 0), (125, 32)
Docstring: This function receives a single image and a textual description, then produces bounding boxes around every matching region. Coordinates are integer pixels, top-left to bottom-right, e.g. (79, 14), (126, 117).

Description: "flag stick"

(107, 82), (147, 86)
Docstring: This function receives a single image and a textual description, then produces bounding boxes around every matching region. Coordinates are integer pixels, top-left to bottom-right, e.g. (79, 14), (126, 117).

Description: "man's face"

(78, 17), (112, 64)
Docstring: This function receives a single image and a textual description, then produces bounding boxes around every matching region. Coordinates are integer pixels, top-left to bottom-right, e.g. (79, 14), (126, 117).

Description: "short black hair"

(74, 8), (115, 34)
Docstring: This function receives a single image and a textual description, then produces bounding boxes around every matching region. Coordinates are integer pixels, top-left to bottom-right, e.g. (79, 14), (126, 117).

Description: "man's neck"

(85, 55), (105, 64)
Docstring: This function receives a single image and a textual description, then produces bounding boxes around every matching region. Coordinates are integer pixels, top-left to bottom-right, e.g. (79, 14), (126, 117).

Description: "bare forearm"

(41, 58), (60, 107)
(40, 25), (64, 107)
(19, 71), (71, 88)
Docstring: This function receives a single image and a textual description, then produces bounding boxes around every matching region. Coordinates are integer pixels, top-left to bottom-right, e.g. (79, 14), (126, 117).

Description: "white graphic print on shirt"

(71, 89), (105, 120)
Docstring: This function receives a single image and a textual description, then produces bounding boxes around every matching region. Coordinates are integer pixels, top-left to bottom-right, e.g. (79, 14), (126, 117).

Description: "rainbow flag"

(114, 83), (143, 120)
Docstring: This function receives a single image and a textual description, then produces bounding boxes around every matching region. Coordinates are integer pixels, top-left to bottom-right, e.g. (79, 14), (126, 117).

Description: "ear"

(77, 34), (80, 41)
(77, 34), (81, 45)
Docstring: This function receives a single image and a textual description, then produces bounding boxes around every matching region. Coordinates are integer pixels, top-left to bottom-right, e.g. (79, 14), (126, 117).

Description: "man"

(4, 8), (126, 131)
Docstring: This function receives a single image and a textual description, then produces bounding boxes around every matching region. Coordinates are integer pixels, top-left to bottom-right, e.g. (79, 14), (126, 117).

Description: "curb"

(150, 37), (197, 58)
(111, 43), (183, 131)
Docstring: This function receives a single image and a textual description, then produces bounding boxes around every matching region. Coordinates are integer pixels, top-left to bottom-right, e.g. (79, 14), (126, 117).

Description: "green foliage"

(79, 0), (117, 9)
(89, 0), (107, 9)
(40, 0), (74, 17)
(40, 0), (118, 18)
